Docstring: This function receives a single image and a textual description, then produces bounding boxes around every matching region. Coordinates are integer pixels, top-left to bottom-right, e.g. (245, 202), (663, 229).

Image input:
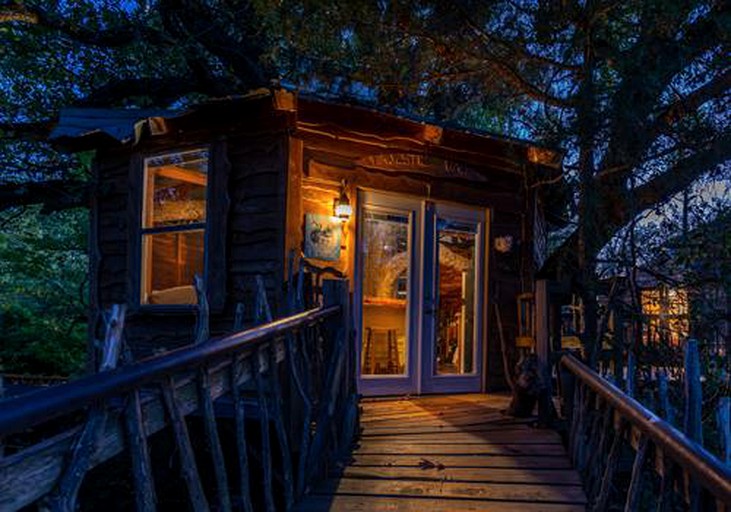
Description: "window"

(641, 286), (689, 346)
(140, 149), (208, 305)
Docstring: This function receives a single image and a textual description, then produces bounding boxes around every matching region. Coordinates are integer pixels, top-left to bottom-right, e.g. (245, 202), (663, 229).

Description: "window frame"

(131, 145), (214, 312)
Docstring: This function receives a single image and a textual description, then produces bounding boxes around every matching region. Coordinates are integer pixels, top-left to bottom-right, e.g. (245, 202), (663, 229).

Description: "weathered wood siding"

(227, 131), (288, 316)
(92, 111), (289, 360)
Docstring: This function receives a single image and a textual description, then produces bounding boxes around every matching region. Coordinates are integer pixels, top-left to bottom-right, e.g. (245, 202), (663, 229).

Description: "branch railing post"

(0, 279), (349, 511)
(561, 353), (731, 511)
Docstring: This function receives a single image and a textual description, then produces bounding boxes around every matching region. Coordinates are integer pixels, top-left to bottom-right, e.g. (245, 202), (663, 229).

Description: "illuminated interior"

(140, 149), (208, 305)
(435, 218), (477, 375)
(361, 208), (410, 375)
(641, 286), (689, 346)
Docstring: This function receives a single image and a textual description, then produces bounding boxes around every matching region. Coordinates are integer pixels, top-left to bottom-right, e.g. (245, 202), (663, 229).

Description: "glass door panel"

(420, 202), (485, 394)
(435, 218), (478, 375)
(361, 209), (411, 376)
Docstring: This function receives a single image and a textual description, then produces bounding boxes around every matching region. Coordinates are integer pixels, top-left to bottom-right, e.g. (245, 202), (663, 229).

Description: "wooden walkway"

(297, 394), (587, 511)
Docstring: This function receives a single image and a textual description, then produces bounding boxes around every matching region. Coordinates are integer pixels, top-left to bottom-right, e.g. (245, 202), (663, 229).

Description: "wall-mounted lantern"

(333, 179), (352, 221)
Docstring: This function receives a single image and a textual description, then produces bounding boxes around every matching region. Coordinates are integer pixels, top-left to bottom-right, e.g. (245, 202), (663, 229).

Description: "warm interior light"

(334, 180), (352, 220)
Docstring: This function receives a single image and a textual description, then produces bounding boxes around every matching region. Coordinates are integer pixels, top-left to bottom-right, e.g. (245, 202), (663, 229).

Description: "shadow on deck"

(296, 394), (587, 511)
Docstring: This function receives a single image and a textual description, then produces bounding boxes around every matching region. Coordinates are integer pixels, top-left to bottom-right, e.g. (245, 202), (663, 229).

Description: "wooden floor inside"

(296, 394), (587, 511)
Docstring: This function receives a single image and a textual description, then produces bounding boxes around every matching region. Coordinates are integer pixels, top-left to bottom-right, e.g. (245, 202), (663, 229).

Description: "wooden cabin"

(52, 88), (563, 395)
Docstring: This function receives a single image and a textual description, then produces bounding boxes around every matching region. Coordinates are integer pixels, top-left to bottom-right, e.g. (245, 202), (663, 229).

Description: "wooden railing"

(561, 353), (731, 512)
(0, 279), (357, 511)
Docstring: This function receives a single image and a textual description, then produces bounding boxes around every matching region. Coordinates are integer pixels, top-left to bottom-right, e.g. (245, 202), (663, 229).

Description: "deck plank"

(296, 394), (587, 511)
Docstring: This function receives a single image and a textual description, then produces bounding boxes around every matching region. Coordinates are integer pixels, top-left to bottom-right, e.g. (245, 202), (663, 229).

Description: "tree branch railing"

(0, 278), (357, 511)
(561, 353), (731, 512)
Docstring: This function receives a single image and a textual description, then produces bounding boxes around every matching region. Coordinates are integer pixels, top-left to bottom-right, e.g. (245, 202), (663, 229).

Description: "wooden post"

(658, 369), (674, 425)
(255, 347), (275, 512)
(684, 339), (703, 444)
(658, 458), (676, 512)
(718, 397), (730, 467)
(624, 435), (649, 511)
(307, 279), (350, 485)
(231, 357), (254, 512)
(626, 350), (636, 398)
(535, 279), (552, 426)
(287, 249), (296, 314)
(198, 368), (231, 512)
(255, 275), (273, 324)
(588, 406), (614, 500)
(287, 331), (313, 499)
(48, 305), (126, 512)
(594, 422), (625, 512)
(161, 378), (209, 512)
(268, 344), (294, 509)
(124, 389), (157, 512)
(193, 275), (209, 345)
(233, 302), (245, 332)
(99, 304), (127, 371)
(684, 339), (702, 511)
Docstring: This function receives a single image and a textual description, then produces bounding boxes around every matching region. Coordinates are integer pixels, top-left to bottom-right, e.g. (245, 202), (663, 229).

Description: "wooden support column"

(307, 279), (350, 484)
(255, 347), (275, 512)
(198, 368), (231, 512)
(624, 435), (649, 511)
(161, 378), (209, 512)
(231, 356), (254, 512)
(48, 305), (126, 512)
(535, 279), (552, 426)
(594, 422), (626, 511)
(684, 338), (702, 511)
(269, 343), (294, 509)
(287, 330), (313, 499)
(124, 389), (156, 512)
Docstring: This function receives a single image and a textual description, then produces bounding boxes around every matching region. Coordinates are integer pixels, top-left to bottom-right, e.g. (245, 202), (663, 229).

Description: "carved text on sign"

(357, 153), (487, 182)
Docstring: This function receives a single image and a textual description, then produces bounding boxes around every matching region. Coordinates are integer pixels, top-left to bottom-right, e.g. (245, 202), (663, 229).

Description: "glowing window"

(140, 149), (208, 305)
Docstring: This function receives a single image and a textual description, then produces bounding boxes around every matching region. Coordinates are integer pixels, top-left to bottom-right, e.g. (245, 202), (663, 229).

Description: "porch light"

(334, 180), (352, 221)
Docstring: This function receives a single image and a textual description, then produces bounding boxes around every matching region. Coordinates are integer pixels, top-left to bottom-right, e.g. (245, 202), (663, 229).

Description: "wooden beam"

(155, 165), (207, 186)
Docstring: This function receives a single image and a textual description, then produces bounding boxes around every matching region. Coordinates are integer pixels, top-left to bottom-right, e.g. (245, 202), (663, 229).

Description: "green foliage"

(0, 206), (88, 376)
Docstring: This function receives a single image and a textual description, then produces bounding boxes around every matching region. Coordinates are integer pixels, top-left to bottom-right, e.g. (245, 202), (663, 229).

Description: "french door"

(355, 190), (486, 396)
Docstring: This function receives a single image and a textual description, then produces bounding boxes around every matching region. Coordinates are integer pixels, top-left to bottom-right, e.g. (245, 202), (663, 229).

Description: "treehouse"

(52, 88), (563, 395)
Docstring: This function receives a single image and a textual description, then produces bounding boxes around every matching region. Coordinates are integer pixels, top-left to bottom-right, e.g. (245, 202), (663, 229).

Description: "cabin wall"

(92, 123), (289, 361)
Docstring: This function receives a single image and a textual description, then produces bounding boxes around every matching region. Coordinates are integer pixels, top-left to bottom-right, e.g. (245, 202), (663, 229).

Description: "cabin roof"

(51, 107), (181, 146)
(50, 88), (563, 168)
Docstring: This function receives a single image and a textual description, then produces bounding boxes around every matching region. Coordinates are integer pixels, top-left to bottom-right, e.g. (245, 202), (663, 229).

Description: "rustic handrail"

(561, 353), (731, 507)
(0, 304), (339, 436)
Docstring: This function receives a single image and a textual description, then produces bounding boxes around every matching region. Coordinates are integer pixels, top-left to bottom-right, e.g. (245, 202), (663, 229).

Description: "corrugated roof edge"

(50, 107), (182, 145)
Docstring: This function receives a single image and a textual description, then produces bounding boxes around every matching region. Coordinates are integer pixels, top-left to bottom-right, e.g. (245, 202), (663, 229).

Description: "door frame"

(354, 189), (489, 396)
(354, 190), (423, 396)
(419, 201), (487, 394)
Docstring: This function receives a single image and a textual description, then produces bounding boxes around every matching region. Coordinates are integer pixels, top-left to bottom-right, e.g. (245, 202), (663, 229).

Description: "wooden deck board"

(296, 394), (587, 511)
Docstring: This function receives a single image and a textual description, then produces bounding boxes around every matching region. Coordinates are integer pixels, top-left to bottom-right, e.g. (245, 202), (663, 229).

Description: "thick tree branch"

(632, 133), (731, 212)
(653, 68), (731, 135)
(1, 2), (170, 47)
(601, 1), (729, 171)
(158, 0), (267, 88)
(544, 133), (731, 282)
(0, 179), (90, 213)
(0, 120), (54, 141)
(77, 76), (225, 107)
(457, 6), (582, 73)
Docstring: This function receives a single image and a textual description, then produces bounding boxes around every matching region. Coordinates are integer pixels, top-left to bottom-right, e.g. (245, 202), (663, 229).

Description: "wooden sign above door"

(356, 153), (488, 183)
